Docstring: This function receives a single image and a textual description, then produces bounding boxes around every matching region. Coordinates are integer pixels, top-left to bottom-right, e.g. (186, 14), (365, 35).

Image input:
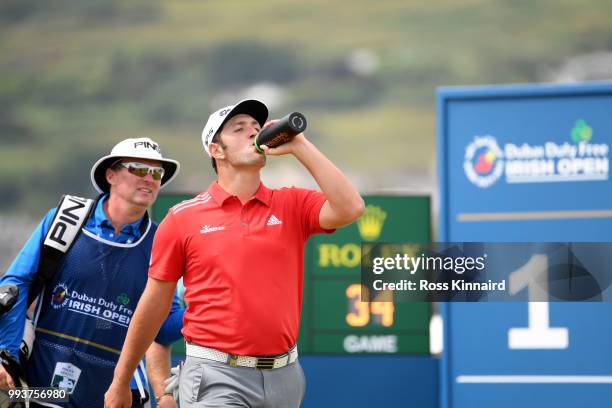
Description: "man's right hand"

(0, 365), (15, 389)
(104, 381), (133, 408)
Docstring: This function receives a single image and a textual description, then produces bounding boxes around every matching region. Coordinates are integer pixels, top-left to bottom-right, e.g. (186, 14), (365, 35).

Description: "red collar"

(207, 181), (272, 207)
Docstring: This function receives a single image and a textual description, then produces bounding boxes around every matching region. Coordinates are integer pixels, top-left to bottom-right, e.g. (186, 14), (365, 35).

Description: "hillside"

(1, 0), (612, 214)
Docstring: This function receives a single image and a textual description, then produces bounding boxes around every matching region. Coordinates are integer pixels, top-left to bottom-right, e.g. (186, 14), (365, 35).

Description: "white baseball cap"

(90, 137), (180, 193)
(201, 99), (268, 156)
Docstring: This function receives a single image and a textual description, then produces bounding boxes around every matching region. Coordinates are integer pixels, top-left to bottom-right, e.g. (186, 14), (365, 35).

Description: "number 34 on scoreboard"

(345, 284), (394, 327)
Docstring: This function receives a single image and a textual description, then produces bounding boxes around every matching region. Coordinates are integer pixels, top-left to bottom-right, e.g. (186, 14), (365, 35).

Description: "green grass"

(1, 0), (612, 213)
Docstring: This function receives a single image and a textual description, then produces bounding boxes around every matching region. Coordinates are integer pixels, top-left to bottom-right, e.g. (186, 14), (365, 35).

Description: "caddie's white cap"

(201, 99), (268, 156)
(90, 137), (180, 193)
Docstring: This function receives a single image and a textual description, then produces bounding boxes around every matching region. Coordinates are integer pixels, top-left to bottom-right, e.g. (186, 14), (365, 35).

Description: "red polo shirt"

(149, 181), (333, 355)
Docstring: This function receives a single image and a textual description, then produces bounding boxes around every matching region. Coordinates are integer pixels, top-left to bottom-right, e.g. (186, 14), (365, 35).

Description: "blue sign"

(437, 82), (612, 408)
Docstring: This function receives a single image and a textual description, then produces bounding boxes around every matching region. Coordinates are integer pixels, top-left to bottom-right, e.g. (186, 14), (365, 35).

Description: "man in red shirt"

(105, 99), (364, 407)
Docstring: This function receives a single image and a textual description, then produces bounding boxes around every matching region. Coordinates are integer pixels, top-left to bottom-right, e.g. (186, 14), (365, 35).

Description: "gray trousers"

(179, 355), (306, 407)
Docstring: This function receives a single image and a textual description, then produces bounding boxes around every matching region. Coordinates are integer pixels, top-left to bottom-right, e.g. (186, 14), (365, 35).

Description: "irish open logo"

(463, 135), (504, 188)
(464, 120), (609, 188)
(51, 283), (69, 309)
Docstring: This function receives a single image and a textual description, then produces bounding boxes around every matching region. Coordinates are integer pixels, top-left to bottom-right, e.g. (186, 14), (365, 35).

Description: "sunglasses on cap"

(114, 162), (165, 180)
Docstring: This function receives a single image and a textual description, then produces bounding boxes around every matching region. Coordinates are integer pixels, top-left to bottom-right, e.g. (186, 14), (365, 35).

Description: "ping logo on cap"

(219, 108), (232, 117)
(134, 140), (161, 152)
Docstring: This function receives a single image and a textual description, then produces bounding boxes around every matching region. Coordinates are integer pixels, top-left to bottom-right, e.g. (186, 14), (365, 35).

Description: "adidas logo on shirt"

(266, 215), (283, 226)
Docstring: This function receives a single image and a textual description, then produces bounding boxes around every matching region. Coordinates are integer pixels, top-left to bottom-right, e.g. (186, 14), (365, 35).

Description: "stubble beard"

(128, 186), (159, 208)
(232, 150), (266, 169)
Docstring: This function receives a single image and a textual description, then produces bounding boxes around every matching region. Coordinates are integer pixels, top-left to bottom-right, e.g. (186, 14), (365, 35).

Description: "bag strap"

(28, 195), (95, 307)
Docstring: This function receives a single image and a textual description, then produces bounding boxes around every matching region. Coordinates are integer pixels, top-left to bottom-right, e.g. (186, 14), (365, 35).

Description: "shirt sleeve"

(148, 212), (185, 282)
(0, 209), (55, 358)
(290, 187), (336, 239)
(154, 292), (184, 345)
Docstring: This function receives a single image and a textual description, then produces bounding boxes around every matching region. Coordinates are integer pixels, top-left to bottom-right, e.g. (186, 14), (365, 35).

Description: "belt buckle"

(228, 355), (239, 367)
(255, 356), (276, 370)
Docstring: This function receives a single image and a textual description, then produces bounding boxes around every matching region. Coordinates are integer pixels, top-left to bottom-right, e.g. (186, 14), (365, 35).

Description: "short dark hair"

(210, 131), (226, 174)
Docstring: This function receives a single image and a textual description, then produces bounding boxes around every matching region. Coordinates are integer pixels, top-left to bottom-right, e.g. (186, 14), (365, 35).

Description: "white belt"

(185, 343), (298, 370)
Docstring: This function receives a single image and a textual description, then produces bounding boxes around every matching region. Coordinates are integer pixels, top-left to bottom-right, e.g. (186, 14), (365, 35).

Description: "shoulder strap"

(28, 195), (96, 307)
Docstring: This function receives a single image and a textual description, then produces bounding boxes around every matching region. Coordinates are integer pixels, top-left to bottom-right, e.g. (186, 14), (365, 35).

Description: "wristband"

(155, 392), (173, 404)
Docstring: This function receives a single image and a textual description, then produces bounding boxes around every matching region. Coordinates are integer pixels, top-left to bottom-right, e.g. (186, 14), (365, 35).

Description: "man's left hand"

(156, 394), (178, 408)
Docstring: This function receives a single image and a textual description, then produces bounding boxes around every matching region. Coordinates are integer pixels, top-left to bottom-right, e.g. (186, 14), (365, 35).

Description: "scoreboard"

(299, 195), (431, 354)
(151, 194), (431, 356)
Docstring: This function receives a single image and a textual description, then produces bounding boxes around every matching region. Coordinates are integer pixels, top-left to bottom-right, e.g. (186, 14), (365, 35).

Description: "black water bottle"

(254, 112), (307, 153)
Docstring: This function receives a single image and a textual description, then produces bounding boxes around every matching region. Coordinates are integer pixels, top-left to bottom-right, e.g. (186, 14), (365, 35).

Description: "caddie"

(0, 138), (184, 408)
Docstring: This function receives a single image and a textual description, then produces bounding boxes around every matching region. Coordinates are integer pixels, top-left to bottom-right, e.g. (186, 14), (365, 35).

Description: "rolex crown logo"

(357, 205), (387, 241)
